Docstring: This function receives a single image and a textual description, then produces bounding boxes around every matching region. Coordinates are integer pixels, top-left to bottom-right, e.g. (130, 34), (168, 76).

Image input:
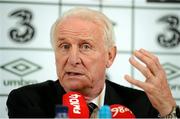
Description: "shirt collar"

(91, 83), (106, 108)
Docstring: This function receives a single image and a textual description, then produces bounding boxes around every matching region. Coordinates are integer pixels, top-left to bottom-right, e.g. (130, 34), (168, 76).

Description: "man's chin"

(61, 79), (92, 92)
(68, 84), (85, 91)
(66, 83), (91, 92)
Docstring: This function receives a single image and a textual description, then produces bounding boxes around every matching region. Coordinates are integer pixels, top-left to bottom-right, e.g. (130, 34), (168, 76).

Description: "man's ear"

(106, 46), (117, 68)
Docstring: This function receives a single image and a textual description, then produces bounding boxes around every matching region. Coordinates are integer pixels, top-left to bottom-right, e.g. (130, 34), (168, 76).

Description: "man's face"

(54, 17), (115, 94)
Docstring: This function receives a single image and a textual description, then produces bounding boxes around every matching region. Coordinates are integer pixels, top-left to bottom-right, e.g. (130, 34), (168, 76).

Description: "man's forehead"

(54, 17), (105, 43)
(58, 16), (92, 27)
(57, 35), (95, 42)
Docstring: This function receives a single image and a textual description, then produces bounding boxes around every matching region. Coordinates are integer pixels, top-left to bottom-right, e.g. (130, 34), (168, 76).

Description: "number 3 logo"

(157, 15), (180, 48)
(9, 9), (35, 43)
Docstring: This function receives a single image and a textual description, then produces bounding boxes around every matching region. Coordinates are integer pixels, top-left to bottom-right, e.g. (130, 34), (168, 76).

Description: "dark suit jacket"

(6, 80), (158, 118)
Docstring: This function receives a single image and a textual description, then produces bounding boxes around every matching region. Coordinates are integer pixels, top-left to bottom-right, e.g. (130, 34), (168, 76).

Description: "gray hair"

(50, 7), (116, 49)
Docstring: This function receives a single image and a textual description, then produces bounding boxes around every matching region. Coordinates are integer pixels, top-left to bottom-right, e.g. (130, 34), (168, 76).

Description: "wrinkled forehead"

(57, 17), (96, 30)
(54, 17), (104, 40)
(57, 16), (103, 30)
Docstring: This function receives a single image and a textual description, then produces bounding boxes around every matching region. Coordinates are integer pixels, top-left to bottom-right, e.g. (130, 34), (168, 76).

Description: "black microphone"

(55, 105), (68, 118)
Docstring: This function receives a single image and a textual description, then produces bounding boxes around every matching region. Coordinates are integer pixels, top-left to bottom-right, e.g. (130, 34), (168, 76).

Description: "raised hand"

(124, 49), (176, 117)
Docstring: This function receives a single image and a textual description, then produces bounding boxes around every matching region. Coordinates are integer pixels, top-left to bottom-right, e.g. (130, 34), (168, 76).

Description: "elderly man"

(7, 7), (179, 118)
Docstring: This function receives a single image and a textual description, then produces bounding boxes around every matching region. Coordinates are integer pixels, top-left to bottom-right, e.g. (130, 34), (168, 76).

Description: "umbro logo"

(1, 58), (41, 77)
(162, 63), (180, 80)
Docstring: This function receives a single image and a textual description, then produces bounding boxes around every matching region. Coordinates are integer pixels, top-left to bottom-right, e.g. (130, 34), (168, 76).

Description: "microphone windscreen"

(55, 105), (68, 118)
(110, 104), (135, 118)
(98, 105), (112, 118)
(63, 92), (89, 118)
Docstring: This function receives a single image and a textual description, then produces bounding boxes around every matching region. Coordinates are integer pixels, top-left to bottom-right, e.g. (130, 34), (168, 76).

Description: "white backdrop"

(0, 0), (180, 117)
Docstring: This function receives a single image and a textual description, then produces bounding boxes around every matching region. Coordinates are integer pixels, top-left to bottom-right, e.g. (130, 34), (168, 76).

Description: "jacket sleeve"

(6, 89), (45, 118)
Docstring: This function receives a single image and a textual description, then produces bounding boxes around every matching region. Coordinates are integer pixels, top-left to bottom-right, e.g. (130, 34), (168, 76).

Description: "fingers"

(132, 49), (161, 77)
(124, 75), (152, 92)
(129, 56), (153, 79)
(138, 49), (162, 68)
(126, 48), (166, 89)
(125, 49), (177, 116)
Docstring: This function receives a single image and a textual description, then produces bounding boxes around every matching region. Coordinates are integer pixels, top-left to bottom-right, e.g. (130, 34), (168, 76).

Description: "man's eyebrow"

(56, 38), (66, 45)
(57, 37), (65, 41)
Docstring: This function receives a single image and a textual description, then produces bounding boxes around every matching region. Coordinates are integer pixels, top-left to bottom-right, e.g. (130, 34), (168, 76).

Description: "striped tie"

(88, 102), (98, 117)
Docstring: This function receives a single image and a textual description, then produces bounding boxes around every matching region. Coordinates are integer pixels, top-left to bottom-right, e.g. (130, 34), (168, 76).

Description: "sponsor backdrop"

(0, 0), (180, 117)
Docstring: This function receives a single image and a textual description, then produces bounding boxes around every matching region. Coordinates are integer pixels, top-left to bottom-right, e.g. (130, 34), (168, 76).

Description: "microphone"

(55, 105), (68, 118)
(110, 104), (135, 118)
(98, 105), (112, 118)
(62, 92), (89, 118)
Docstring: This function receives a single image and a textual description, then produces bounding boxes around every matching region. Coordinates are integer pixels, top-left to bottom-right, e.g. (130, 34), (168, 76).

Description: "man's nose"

(67, 47), (81, 66)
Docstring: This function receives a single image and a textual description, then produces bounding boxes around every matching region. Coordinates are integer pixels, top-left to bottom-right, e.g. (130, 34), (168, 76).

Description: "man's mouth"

(66, 72), (83, 76)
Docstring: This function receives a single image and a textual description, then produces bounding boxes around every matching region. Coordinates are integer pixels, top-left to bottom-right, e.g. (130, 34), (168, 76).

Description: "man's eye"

(81, 44), (91, 50)
(60, 44), (70, 50)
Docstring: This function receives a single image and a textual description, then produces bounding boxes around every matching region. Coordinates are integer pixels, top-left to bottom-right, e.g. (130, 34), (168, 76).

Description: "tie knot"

(88, 103), (98, 117)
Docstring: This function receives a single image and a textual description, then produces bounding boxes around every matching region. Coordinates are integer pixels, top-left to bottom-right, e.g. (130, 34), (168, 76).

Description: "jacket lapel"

(104, 80), (124, 105)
